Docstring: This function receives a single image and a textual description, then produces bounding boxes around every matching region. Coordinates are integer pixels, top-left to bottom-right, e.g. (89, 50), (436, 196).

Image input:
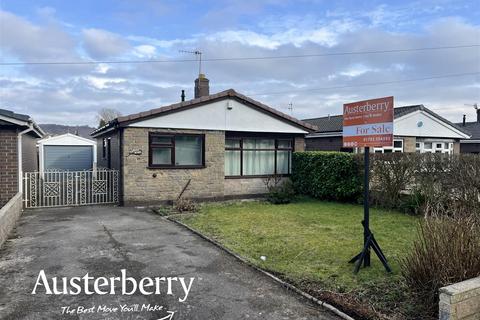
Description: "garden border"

(167, 215), (355, 320)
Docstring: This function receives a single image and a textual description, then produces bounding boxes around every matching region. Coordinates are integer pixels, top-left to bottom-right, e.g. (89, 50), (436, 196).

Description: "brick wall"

(122, 128), (225, 204)
(294, 136), (305, 152)
(0, 128), (18, 207)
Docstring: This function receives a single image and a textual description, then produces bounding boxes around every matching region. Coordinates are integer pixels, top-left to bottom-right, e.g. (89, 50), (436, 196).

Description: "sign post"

(343, 96), (394, 274)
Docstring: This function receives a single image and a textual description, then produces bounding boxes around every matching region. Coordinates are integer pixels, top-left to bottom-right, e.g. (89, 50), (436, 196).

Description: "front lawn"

(176, 198), (420, 319)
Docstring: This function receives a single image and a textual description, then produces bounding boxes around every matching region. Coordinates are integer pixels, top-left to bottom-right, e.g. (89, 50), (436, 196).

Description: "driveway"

(0, 206), (340, 320)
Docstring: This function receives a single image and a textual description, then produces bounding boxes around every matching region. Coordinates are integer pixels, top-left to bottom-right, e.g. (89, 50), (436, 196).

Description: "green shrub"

(291, 151), (362, 202)
(265, 178), (295, 204)
(401, 217), (480, 318)
(370, 153), (420, 210)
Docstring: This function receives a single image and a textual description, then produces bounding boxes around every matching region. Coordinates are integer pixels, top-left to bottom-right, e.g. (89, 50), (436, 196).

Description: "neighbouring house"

(37, 133), (97, 172)
(456, 109), (480, 154)
(303, 105), (470, 154)
(0, 108), (44, 207)
(91, 75), (316, 205)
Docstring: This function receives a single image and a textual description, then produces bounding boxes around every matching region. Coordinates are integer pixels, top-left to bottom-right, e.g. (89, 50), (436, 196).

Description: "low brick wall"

(0, 193), (22, 248)
(439, 277), (480, 320)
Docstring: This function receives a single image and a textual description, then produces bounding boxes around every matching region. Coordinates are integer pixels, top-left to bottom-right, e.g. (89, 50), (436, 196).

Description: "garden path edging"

(166, 216), (355, 320)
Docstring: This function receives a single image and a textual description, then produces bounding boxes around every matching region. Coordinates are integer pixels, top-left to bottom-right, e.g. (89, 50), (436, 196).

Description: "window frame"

(225, 136), (294, 178)
(373, 139), (404, 153)
(148, 132), (205, 169)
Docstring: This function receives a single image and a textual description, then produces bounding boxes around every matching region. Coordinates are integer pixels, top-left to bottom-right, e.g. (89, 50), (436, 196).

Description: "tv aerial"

(179, 50), (203, 75)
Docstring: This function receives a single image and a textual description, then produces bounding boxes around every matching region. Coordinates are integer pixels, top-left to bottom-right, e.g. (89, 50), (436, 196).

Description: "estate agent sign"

(344, 96), (394, 274)
(342, 96), (394, 148)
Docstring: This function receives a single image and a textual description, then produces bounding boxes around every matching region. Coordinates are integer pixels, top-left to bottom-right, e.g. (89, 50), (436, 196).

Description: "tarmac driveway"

(0, 206), (340, 320)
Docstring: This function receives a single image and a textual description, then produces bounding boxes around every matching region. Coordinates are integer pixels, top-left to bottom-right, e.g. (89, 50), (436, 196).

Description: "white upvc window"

(373, 139), (404, 153)
(416, 141), (453, 154)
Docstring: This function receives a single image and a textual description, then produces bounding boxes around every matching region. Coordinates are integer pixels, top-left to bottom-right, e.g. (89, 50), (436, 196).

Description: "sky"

(0, 0), (479, 127)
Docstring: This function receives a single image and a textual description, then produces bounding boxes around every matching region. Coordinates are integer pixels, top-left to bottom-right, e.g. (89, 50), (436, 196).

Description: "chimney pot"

(194, 74), (209, 99)
(463, 114), (466, 126)
(181, 90), (185, 102)
(477, 108), (480, 123)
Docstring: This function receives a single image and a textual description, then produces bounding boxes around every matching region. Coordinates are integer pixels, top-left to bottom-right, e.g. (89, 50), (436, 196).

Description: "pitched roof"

(303, 105), (470, 136)
(0, 108), (31, 122)
(91, 89), (317, 136)
(455, 121), (480, 140)
(0, 108), (45, 137)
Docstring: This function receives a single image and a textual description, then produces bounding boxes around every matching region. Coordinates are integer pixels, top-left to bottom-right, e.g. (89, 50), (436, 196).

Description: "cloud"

(82, 28), (130, 59)
(0, 10), (76, 61)
(1, 8), (479, 127)
(133, 45), (157, 58)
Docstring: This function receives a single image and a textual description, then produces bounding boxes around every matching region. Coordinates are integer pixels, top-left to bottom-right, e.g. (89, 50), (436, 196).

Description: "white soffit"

(127, 99), (308, 134)
(394, 110), (470, 139)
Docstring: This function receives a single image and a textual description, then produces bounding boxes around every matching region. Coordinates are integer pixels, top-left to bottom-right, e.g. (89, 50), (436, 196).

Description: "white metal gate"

(23, 169), (119, 208)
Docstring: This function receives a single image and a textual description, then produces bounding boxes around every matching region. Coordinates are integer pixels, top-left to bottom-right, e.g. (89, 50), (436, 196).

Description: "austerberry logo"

(31, 269), (195, 302)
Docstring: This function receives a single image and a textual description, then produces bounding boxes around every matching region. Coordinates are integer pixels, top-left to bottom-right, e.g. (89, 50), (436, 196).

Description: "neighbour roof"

(0, 108), (31, 122)
(0, 108), (45, 137)
(455, 121), (480, 140)
(91, 89), (317, 137)
(38, 133), (96, 145)
(303, 105), (470, 136)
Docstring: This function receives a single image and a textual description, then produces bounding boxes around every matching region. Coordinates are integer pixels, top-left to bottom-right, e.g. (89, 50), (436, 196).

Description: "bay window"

(149, 133), (204, 168)
(225, 137), (293, 177)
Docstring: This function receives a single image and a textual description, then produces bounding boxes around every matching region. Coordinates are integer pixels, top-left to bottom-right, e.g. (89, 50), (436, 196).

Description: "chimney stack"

(463, 115), (466, 126)
(194, 74), (209, 99)
(181, 90), (185, 102)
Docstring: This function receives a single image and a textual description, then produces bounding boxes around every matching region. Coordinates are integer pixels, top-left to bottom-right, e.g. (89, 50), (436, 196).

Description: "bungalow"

(303, 105), (470, 154)
(456, 108), (480, 154)
(0, 108), (44, 207)
(91, 75), (316, 205)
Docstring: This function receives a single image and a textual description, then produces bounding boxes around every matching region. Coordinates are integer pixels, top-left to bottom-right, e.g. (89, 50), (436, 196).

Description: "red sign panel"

(342, 96), (394, 148)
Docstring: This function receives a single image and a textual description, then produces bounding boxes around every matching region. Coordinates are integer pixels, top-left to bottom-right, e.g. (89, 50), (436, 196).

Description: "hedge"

(291, 151), (362, 202)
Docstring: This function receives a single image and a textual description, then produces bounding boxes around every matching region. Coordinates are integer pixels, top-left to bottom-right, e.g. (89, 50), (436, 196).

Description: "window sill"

(225, 174), (290, 179)
(147, 165), (206, 170)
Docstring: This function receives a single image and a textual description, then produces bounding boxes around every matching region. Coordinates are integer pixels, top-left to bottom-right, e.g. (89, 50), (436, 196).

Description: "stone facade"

(224, 178), (269, 197)
(122, 128), (225, 204)
(399, 136), (416, 152)
(439, 277), (480, 320)
(0, 128), (18, 207)
(453, 142), (461, 154)
(119, 128), (305, 204)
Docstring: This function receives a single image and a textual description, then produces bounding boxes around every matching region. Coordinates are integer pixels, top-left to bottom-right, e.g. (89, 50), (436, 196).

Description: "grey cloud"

(0, 10), (77, 61)
(82, 28), (131, 59)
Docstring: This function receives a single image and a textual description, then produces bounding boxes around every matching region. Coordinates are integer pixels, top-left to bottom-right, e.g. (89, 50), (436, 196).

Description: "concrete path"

(0, 206), (340, 320)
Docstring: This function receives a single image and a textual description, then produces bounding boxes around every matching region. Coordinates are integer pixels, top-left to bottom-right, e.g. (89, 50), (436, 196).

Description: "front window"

(225, 137), (293, 177)
(373, 139), (404, 153)
(149, 133), (204, 168)
(416, 141), (454, 154)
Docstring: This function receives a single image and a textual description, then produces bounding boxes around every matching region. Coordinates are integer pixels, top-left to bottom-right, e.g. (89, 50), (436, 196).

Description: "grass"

(176, 197), (420, 319)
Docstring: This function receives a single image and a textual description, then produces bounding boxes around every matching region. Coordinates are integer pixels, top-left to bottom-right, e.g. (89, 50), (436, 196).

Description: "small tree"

(97, 108), (121, 128)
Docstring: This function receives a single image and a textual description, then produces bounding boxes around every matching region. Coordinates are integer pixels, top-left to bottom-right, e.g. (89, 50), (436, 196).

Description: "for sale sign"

(342, 96), (394, 148)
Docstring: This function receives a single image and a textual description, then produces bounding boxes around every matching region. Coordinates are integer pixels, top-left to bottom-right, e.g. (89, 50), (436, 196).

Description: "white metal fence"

(23, 169), (119, 208)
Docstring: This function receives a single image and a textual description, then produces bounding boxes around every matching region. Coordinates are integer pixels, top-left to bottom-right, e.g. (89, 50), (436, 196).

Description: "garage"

(38, 133), (97, 172)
